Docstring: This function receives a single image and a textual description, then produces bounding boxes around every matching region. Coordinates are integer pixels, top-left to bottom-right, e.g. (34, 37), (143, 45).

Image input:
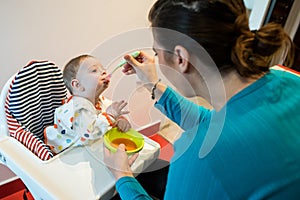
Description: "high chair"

(0, 60), (160, 200)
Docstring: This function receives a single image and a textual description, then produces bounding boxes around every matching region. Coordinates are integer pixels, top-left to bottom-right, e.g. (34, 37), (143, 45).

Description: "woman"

(104, 0), (300, 199)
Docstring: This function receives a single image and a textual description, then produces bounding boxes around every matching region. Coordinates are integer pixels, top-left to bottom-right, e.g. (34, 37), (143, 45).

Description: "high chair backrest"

(4, 60), (67, 160)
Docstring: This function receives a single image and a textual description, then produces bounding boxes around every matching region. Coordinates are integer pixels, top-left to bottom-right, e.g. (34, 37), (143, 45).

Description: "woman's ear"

(174, 45), (190, 73)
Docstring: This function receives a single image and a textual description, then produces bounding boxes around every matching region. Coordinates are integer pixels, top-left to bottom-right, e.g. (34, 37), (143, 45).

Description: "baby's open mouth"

(103, 79), (110, 85)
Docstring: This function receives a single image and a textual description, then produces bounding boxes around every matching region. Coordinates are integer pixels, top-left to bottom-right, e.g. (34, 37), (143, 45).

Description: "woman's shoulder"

(270, 65), (300, 81)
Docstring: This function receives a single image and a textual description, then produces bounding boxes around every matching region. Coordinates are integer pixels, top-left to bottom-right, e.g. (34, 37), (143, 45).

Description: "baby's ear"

(71, 79), (84, 92)
(71, 79), (79, 88)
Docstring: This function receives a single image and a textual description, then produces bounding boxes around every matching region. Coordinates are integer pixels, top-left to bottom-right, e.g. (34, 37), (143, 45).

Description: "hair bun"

(253, 23), (285, 56)
(231, 22), (294, 77)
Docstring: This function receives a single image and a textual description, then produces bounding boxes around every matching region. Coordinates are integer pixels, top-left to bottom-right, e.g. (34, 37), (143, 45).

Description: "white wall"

(1, 0), (159, 185)
(0, 0), (167, 129)
(0, 0), (155, 88)
(248, 0), (271, 30)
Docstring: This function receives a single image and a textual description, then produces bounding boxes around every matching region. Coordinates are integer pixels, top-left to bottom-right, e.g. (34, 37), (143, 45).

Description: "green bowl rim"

(103, 128), (144, 154)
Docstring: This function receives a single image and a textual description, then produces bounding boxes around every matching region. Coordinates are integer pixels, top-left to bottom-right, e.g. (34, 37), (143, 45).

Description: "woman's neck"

(222, 70), (260, 104)
(191, 69), (262, 111)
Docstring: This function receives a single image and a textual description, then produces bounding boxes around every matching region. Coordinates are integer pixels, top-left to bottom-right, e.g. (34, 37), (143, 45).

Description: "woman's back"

(163, 69), (300, 199)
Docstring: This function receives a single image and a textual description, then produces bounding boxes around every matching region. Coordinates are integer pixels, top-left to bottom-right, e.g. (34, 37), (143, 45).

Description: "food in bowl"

(104, 127), (144, 154)
(110, 138), (138, 151)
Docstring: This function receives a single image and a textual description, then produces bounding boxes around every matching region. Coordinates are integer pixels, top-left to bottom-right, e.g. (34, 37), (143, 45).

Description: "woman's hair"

(63, 54), (92, 94)
(149, 0), (294, 77)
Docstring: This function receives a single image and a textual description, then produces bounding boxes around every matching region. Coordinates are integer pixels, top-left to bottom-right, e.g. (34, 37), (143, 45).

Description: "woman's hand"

(106, 100), (129, 119)
(122, 51), (167, 100)
(103, 144), (139, 180)
(122, 51), (159, 84)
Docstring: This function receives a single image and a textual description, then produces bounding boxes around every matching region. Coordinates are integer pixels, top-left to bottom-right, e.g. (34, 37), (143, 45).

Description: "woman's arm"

(121, 51), (210, 131)
(116, 177), (152, 200)
(155, 87), (210, 131)
(104, 144), (152, 199)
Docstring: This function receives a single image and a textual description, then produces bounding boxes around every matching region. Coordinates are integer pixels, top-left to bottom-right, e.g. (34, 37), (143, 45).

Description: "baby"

(44, 55), (131, 154)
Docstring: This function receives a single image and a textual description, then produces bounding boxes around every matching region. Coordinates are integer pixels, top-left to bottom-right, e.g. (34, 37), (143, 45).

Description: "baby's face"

(76, 57), (110, 98)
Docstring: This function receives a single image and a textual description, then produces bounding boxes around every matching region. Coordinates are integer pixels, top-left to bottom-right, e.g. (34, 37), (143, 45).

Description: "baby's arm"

(105, 100), (131, 132)
(106, 100), (129, 119)
(114, 116), (131, 132)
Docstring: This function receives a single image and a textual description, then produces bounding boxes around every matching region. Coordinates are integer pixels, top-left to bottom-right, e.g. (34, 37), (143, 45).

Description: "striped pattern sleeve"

(5, 60), (67, 160)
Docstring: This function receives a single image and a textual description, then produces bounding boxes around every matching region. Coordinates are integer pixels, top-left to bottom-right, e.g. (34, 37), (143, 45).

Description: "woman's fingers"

(128, 153), (139, 167)
(118, 143), (126, 151)
(122, 51), (148, 74)
(103, 142), (137, 180)
(124, 54), (142, 68)
(122, 63), (136, 75)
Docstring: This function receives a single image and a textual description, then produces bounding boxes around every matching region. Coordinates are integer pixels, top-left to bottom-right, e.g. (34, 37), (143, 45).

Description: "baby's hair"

(63, 54), (93, 94)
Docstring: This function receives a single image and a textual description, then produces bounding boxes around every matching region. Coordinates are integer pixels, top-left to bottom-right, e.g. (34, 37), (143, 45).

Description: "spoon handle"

(110, 51), (141, 75)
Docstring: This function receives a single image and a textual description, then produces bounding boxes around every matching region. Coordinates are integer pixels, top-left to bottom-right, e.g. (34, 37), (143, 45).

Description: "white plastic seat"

(0, 74), (13, 139)
(0, 60), (160, 199)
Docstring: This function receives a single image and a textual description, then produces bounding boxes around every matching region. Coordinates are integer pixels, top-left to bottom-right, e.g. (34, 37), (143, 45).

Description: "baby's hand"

(115, 117), (131, 132)
(106, 100), (129, 119)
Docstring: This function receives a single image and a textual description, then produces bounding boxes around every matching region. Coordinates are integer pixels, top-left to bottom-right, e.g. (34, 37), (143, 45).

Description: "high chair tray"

(0, 133), (160, 200)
